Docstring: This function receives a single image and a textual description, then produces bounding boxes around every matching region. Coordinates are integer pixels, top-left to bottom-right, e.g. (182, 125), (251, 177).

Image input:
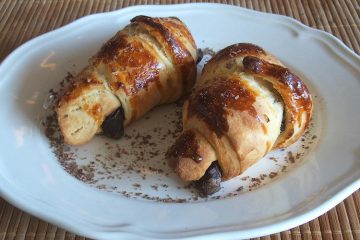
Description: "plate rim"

(0, 3), (359, 239)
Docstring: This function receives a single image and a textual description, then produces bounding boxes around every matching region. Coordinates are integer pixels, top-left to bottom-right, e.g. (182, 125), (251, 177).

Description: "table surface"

(0, 0), (359, 239)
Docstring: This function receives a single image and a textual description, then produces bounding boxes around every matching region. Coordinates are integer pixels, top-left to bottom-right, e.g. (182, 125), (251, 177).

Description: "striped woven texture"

(0, 0), (359, 239)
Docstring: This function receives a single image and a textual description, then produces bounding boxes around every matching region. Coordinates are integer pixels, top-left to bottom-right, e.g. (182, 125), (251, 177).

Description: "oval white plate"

(0, 3), (359, 240)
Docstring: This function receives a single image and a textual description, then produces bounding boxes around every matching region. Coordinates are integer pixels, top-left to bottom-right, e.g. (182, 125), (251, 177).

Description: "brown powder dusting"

(249, 178), (261, 190)
(132, 183), (141, 188)
(269, 157), (277, 162)
(269, 172), (278, 178)
(259, 174), (267, 180)
(288, 152), (295, 163)
(202, 47), (216, 57)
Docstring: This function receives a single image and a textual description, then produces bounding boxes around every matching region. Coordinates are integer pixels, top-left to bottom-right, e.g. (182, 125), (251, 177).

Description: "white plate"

(0, 3), (359, 240)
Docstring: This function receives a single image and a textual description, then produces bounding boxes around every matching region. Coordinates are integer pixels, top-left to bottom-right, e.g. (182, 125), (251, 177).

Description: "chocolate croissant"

(166, 43), (313, 196)
(57, 16), (197, 145)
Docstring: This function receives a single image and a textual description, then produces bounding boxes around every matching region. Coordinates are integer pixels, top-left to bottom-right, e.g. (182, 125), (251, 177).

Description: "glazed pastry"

(166, 43), (312, 196)
(57, 16), (197, 145)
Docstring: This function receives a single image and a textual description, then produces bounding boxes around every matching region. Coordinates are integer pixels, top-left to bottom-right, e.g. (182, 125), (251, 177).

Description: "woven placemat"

(0, 1), (359, 239)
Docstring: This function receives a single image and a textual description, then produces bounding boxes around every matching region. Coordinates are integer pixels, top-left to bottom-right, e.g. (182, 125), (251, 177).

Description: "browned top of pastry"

(166, 130), (203, 167)
(187, 76), (259, 137)
(94, 33), (162, 95)
(131, 15), (196, 90)
(242, 55), (312, 147)
(202, 43), (312, 148)
(243, 56), (312, 124)
(131, 15), (196, 64)
(206, 43), (266, 65)
(59, 67), (103, 103)
(89, 15), (196, 97)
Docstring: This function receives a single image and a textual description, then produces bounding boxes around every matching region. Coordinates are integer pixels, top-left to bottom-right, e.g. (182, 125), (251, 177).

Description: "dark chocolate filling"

(195, 161), (222, 197)
(196, 48), (203, 64)
(101, 107), (125, 139)
(280, 111), (286, 132)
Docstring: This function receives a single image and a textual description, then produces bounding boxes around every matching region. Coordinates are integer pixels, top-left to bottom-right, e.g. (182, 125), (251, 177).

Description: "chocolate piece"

(195, 161), (222, 197)
(101, 107), (125, 139)
(196, 48), (203, 64)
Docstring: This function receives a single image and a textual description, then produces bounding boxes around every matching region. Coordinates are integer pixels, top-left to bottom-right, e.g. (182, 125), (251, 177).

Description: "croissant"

(57, 16), (197, 145)
(166, 43), (313, 196)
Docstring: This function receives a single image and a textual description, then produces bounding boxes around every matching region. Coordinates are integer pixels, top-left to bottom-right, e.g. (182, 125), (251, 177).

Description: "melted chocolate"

(101, 107), (125, 139)
(166, 130), (202, 163)
(188, 77), (258, 137)
(196, 48), (203, 64)
(195, 161), (222, 197)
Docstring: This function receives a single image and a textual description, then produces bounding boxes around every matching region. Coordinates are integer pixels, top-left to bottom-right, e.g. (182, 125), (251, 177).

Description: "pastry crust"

(57, 16), (197, 145)
(167, 43), (312, 181)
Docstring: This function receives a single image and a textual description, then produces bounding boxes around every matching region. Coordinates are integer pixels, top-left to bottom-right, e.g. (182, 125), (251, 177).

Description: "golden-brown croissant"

(57, 16), (197, 145)
(166, 43), (313, 195)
